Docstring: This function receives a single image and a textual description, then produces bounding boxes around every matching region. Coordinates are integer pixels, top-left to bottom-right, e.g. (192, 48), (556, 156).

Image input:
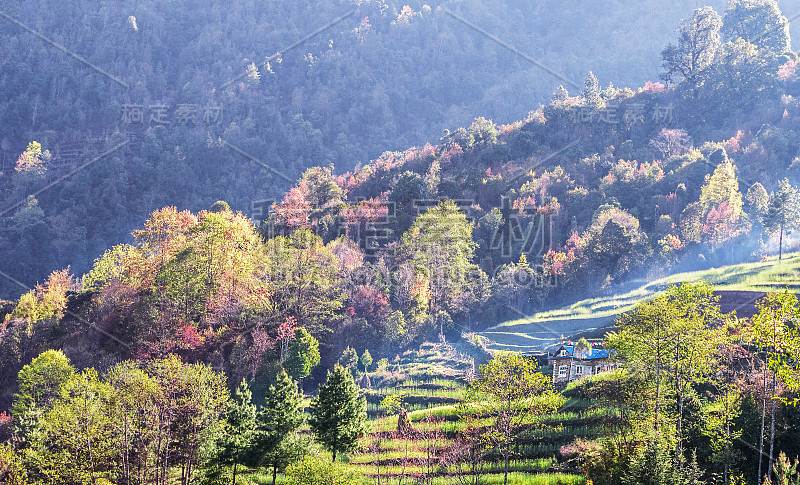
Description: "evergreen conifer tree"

(216, 379), (257, 485)
(309, 365), (368, 462)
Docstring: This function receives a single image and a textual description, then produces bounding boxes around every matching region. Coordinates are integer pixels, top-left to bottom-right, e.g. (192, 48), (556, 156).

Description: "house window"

(596, 366), (602, 374)
(575, 365), (583, 375)
(558, 365), (568, 378)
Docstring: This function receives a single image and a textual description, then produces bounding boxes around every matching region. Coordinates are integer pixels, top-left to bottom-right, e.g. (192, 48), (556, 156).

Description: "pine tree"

(338, 346), (358, 371)
(250, 369), (306, 485)
(309, 365), (368, 462)
(582, 72), (603, 110)
(552, 85), (569, 103)
(216, 379), (257, 485)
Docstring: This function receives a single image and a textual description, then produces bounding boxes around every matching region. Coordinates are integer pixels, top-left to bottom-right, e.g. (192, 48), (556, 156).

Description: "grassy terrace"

(244, 342), (609, 484)
(479, 252), (800, 353)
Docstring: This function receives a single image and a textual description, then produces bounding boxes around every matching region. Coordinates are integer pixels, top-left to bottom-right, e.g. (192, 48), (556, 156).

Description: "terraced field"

(478, 252), (800, 353)
(340, 343), (604, 485)
(242, 343), (622, 484)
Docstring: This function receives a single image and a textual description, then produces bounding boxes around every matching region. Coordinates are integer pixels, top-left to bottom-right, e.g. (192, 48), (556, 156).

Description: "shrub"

(285, 455), (361, 485)
(0, 443), (27, 485)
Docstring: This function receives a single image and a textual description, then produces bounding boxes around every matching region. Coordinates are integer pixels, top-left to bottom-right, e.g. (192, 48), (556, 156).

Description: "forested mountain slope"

(4, 0), (800, 296)
(3, 0), (800, 409)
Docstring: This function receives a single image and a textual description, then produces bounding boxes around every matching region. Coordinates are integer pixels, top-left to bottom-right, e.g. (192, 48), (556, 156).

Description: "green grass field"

(478, 252), (800, 353)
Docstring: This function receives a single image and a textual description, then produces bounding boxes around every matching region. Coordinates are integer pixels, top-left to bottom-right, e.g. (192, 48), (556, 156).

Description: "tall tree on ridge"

(661, 6), (722, 86)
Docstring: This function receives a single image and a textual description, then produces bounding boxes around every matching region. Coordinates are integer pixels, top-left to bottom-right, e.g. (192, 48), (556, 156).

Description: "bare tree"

(649, 128), (693, 160)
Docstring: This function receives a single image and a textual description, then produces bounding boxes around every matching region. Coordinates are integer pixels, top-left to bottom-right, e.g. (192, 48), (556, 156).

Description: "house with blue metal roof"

(548, 343), (618, 385)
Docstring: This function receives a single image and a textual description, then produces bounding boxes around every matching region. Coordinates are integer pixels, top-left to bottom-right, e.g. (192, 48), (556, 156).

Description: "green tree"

(215, 379), (257, 485)
(773, 316), (800, 400)
(467, 117), (498, 147)
(12, 350), (75, 445)
(309, 365), (368, 462)
(702, 388), (743, 482)
(379, 393), (407, 416)
(722, 0), (790, 54)
(583, 368), (652, 450)
(338, 346), (358, 371)
(210, 200), (231, 213)
(607, 282), (719, 453)
(251, 369), (306, 485)
(262, 230), (345, 336)
(301, 166), (346, 210)
(582, 207), (651, 283)
(698, 38), (777, 117)
(401, 201), (481, 335)
(762, 178), (800, 260)
(747, 182), (770, 240)
(0, 443), (27, 485)
(390, 171), (427, 205)
(467, 352), (565, 485)
(104, 361), (161, 485)
(751, 292), (800, 479)
(29, 369), (117, 484)
(284, 328), (321, 382)
(661, 7), (723, 85)
(359, 349), (373, 374)
(147, 355), (230, 485)
(747, 182), (770, 217)
(493, 254), (537, 312)
(384, 310), (408, 345)
(622, 438), (704, 485)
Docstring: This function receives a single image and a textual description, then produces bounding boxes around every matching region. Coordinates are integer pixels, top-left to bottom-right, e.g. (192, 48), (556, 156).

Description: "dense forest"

(4, 0), (800, 407)
(3, 0), (800, 484)
(4, 0), (800, 297)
